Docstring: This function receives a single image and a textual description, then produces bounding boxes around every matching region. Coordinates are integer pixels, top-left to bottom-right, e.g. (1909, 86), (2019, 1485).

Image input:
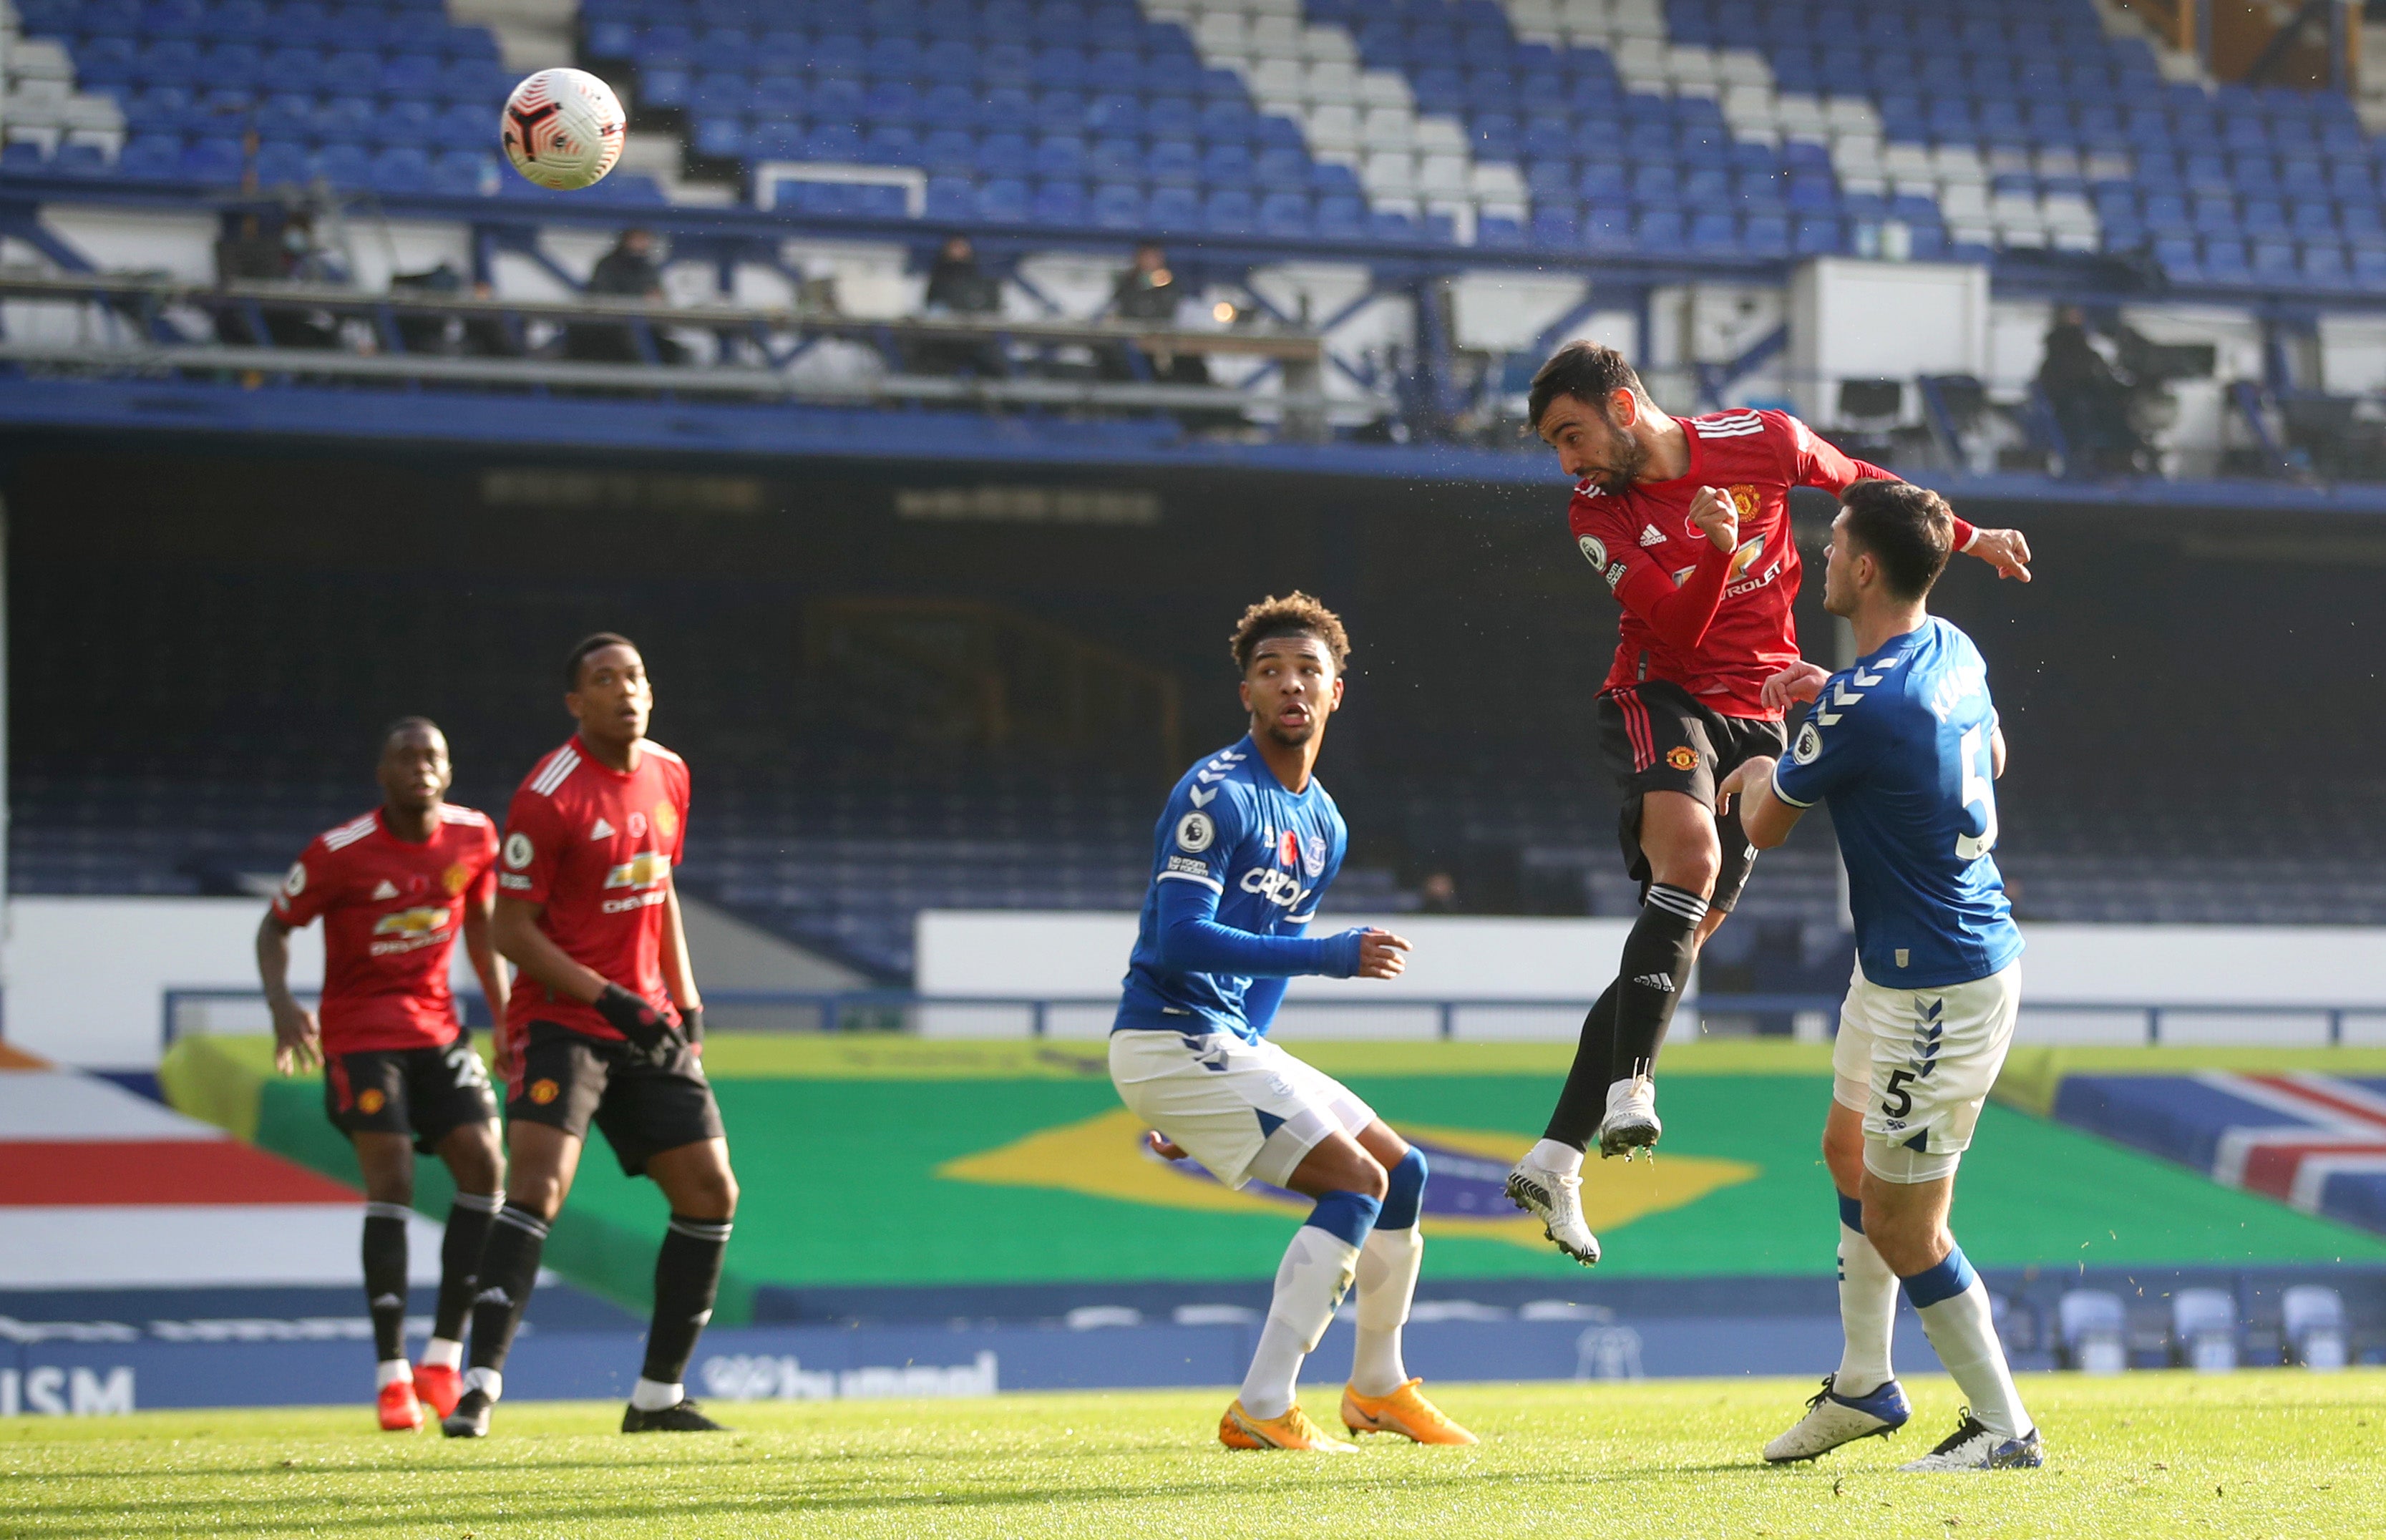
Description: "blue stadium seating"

(9, 0), (2386, 284)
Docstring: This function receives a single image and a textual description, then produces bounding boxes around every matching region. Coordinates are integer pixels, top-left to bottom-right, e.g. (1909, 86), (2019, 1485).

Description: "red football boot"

(412, 1364), (463, 1420)
(377, 1378), (424, 1432)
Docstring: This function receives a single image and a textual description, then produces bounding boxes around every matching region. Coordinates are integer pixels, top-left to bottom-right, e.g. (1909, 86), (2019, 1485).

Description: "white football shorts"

(1109, 1027), (1375, 1191)
(1831, 960), (2020, 1184)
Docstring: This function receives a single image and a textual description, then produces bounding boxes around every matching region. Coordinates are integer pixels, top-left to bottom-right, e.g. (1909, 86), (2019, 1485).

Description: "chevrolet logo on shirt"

(603, 851), (672, 889)
(371, 907), (450, 938)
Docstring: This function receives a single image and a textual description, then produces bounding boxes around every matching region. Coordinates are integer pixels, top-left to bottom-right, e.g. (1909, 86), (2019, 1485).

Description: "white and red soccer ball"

(500, 68), (625, 191)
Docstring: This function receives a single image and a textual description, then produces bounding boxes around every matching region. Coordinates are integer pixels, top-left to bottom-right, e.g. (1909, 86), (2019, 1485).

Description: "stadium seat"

(2058, 1290), (2128, 1374)
(2282, 1285), (2347, 1370)
(1090, 181), (1144, 230)
(2170, 1288), (2238, 1372)
(370, 146), (432, 195)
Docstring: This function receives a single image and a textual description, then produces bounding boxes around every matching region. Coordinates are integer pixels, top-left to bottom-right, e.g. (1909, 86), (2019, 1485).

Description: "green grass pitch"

(4, 1371), (2380, 1538)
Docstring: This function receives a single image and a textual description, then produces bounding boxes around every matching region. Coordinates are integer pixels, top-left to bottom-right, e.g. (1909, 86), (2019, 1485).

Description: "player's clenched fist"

(1689, 484), (1740, 553)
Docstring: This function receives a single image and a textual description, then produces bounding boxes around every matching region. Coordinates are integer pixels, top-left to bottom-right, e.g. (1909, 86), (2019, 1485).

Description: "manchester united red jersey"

(497, 735), (690, 1046)
(271, 805), (498, 1053)
(1567, 409), (1972, 719)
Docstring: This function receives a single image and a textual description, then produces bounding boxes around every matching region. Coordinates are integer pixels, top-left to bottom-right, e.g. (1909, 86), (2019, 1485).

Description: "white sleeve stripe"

(1287, 910), (1317, 923)
(1156, 871), (1224, 892)
(1769, 766), (1817, 809)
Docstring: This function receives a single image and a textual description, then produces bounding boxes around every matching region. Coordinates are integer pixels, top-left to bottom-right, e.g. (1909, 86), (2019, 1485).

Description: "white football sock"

(1240, 1223), (1360, 1420)
(1834, 1223), (1899, 1395)
(420, 1337), (463, 1371)
(1914, 1277), (2030, 1439)
(1525, 1139), (1584, 1177)
(630, 1377), (685, 1412)
(462, 1366), (503, 1401)
(374, 1359), (412, 1390)
(1350, 1224), (1423, 1396)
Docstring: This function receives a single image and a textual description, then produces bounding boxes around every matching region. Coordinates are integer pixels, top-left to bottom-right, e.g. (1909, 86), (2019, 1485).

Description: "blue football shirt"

(1770, 616), (2023, 990)
(1115, 736), (1348, 1041)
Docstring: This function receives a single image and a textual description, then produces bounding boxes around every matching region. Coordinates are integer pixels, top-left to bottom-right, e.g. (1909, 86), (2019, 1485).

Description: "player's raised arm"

(1780, 412), (2031, 583)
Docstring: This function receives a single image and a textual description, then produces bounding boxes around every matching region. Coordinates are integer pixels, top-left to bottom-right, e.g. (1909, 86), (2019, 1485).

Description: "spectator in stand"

(389, 261), (518, 359)
(566, 228), (685, 364)
(213, 210), (339, 351)
(915, 235), (1006, 376)
(2037, 306), (2146, 475)
(1106, 243), (1209, 387)
(924, 235), (1000, 316)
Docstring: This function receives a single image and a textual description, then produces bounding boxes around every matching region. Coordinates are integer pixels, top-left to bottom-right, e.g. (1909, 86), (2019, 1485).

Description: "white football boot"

(1897, 1410), (2044, 1471)
(1597, 1073), (1660, 1159)
(1504, 1158), (1600, 1266)
(1763, 1374), (1912, 1463)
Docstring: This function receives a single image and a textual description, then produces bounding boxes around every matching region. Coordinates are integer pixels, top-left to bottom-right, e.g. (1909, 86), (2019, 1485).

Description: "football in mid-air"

(500, 68), (625, 191)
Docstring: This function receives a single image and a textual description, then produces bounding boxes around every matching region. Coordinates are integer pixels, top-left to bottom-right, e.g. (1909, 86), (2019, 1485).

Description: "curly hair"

(1229, 591), (1351, 675)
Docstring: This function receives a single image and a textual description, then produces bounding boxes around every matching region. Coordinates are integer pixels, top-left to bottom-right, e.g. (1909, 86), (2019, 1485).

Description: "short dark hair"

(380, 716), (442, 751)
(564, 631), (638, 688)
(1528, 341), (1648, 431)
(1839, 479), (1954, 600)
(1229, 592), (1350, 675)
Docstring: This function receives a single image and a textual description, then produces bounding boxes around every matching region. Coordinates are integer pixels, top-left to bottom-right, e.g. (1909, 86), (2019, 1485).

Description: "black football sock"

(1541, 980), (1620, 1149)
(464, 1204), (549, 1378)
(1608, 883), (1709, 1084)
(434, 1191), (502, 1346)
(639, 1215), (733, 1389)
(361, 1202), (413, 1364)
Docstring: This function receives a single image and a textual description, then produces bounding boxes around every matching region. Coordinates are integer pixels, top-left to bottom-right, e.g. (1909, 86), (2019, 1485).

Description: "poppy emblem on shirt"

(1277, 829), (1300, 868)
(1667, 746), (1700, 772)
(628, 811), (648, 838)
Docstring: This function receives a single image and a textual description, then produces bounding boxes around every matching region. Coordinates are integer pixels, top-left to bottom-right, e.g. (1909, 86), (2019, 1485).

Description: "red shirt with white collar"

(496, 734), (690, 1050)
(271, 804), (497, 1053)
(1566, 409), (1974, 718)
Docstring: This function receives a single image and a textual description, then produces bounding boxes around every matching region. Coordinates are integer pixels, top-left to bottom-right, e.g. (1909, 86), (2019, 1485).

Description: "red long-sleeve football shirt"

(1567, 409), (1974, 718)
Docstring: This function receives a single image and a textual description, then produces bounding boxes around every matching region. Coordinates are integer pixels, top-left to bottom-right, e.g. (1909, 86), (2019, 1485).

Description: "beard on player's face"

(1581, 412), (1647, 494)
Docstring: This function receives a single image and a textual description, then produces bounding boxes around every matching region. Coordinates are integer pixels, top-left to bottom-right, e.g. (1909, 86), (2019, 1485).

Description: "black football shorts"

(506, 1018), (726, 1178)
(323, 1037), (498, 1154)
(1594, 678), (1788, 913)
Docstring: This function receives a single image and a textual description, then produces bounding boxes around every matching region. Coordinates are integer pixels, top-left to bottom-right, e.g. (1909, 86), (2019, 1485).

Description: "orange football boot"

(1340, 1380), (1478, 1445)
(1217, 1398), (1357, 1452)
(377, 1378), (424, 1432)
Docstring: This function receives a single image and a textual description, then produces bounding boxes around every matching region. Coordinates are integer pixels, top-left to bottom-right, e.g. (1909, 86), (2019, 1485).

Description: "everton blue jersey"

(1116, 736), (1347, 1040)
(1770, 617), (2022, 990)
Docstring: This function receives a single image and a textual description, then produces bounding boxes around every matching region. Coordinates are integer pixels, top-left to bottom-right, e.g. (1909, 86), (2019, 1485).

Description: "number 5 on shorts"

(1881, 1069), (1915, 1120)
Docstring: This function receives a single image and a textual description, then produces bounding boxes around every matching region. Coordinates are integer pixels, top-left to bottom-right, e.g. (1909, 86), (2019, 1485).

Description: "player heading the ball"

(1720, 479), (2042, 1473)
(1109, 594), (1475, 1453)
(258, 718), (509, 1432)
(1503, 342), (2033, 1270)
